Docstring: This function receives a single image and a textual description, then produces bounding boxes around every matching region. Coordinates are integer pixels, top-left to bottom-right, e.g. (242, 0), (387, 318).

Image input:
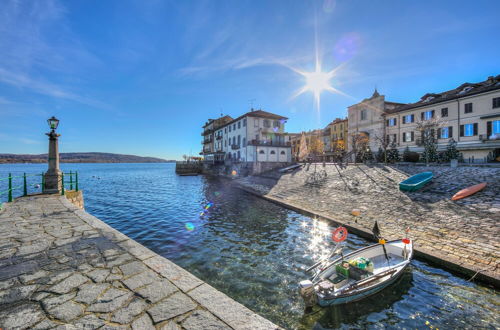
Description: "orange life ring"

(332, 226), (348, 242)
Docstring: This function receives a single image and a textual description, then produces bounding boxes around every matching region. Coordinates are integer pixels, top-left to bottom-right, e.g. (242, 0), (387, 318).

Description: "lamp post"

(43, 116), (62, 194)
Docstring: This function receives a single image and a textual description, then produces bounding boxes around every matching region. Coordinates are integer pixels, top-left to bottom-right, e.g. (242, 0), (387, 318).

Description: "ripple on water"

(0, 163), (498, 329)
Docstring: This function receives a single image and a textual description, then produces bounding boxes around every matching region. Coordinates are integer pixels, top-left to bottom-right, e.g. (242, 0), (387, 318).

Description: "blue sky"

(1, 0), (499, 160)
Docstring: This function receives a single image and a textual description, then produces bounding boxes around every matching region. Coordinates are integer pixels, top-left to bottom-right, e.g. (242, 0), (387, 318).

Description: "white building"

(213, 109), (292, 164)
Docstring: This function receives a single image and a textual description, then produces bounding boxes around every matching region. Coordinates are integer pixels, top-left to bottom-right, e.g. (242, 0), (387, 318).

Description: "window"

(280, 151), (285, 155)
(489, 120), (500, 135)
(403, 132), (414, 142)
(460, 123), (478, 137)
(441, 108), (448, 117)
(360, 109), (367, 120)
(237, 135), (241, 146)
(225, 127), (227, 133)
(243, 118), (247, 126)
(233, 124), (236, 130)
(270, 150), (276, 154)
(254, 119), (259, 127)
(232, 136), (236, 145)
(259, 150), (265, 154)
(403, 114), (414, 124)
(387, 118), (397, 126)
(440, 127), (449, 139)
(229, 125), (231, 132)
(422, 110), (434, 120)
(238, 121), (241, 129)
(224, 140), (227, 147)
(464, 103), (473, 114)
(242, 137), (246, 146)
(273, 120), (280, 128)
(263, 119), (270, 128)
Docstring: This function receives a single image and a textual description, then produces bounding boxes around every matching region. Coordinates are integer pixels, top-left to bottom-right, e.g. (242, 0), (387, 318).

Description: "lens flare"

(185, 222), (195, 231)
(214, 191), (221, 197)
(231, 170), (237, 176)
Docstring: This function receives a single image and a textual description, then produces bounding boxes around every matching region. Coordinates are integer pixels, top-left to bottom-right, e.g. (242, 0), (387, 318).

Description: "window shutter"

(460, 125), (464, 137)
(486, 121), (492, 137)
(449, 126), (453, 138)
(411, 114), (415, 122)
(431, 110), (435, 118)
(473, 123), (478, 136)
(437, 128), (441, 138)
(393, 134), (397, 143)
(411, 131), (414, 141)
(395, 118), (397, 125)
(421, 112), (424, 120)
(402, 116), (406, 124)
(386, 119), (389, 126)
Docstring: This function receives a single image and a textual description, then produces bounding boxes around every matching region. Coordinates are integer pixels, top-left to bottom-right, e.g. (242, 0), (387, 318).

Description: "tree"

(373, 134), (389, 164)
(416, 117), (443, 165)
(376, 147), (385, 163)
(387, 142), (400, 163)
(444, 138), (460, 161)
(350, 133), (369, 164)
(309, 136), (325, 156)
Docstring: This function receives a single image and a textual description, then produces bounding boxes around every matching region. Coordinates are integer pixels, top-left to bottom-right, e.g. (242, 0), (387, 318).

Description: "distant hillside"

(0, 152), (173, 164)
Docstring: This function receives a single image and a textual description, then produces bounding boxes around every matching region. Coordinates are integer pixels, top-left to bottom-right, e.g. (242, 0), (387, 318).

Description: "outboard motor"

(299, 280), (317, 311)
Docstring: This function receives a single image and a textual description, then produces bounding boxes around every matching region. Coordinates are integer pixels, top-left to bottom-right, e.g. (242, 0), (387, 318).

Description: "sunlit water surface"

(1, 163), (498, 329)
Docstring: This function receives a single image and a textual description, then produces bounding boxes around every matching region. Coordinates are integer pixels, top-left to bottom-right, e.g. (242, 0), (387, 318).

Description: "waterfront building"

(201, 115), (233, 163)
(209, 109), (292, 173)
(289, 133), (302, 160)
(323, 118), (348, 152)
(347, 75), (500, 162)
(347, 89), (404, 157)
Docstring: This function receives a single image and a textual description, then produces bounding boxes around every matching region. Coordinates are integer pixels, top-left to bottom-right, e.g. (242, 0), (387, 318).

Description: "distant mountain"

(0, 152), (173, 164)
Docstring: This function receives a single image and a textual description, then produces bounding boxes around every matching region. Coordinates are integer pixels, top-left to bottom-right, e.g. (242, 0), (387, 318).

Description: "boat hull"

(451, 182), (487, 200)
(316, 263), (408, 306)
(399, 172), (433, 191)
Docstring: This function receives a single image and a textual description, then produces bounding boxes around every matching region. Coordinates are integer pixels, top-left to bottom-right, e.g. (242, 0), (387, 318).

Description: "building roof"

(215, 109), (288, 130)
(202, 115), (233, 128)
(387, 74), (500, 114)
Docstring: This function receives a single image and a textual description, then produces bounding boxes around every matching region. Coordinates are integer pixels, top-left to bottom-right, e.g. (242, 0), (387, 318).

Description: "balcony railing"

(247, 140), (291, 147)
(202, 136), (213, 144)
(231, 144), (240, 150)
(201, 129), (213, 136)
(216, 135), (223, 140)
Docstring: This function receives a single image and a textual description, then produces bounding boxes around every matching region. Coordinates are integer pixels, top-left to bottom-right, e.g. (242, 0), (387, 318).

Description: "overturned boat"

(299, 226), (413, 307)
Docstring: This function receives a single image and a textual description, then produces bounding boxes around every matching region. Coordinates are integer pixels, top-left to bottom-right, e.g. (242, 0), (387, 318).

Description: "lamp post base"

(43, 172), (62, 194)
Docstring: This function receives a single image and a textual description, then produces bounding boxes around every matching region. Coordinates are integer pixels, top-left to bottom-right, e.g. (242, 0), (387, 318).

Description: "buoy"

(351, 209), (360, 216)
(332, 227), (348, 242)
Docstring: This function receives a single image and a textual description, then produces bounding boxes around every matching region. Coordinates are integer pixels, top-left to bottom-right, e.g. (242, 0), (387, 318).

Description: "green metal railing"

(0, 171), (79, 205)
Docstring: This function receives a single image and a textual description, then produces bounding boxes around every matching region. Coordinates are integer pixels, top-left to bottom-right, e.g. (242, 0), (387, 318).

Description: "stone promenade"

(236, 164), (500, 287)
(0, 195), (278, 330)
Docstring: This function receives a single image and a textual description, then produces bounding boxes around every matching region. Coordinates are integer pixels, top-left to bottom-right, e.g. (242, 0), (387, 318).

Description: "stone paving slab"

(0, 194), (279, 330)
(236, 164), (500, 287)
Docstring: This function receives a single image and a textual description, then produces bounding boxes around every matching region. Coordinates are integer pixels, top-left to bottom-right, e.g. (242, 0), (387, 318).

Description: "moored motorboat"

(399, 172), (433, 191)
(299, 225), (413, 307)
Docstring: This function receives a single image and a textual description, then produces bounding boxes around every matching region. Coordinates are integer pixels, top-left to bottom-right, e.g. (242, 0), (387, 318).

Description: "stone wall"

(203, 161), (293, 178)
(65, 190), (84, 209)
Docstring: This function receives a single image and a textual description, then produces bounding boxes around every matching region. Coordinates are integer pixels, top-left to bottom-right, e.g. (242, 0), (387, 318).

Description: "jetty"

(0, 194), (278, 329)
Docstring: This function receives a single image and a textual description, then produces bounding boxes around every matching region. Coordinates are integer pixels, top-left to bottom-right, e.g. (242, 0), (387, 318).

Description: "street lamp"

(47, 116), (60, 131)
(43, 116), (62, 194)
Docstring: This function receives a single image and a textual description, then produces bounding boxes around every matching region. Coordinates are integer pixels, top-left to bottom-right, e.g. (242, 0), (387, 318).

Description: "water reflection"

(0, 163), (498, 329)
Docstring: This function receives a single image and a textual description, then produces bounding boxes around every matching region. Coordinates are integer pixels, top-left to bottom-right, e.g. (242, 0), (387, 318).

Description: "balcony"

(231, 144), (240, 150)
(202, 136), (213, 144)
(201, 129), (213, 136)
(247, 140), (291, 147)
(216, 135), (223, 140)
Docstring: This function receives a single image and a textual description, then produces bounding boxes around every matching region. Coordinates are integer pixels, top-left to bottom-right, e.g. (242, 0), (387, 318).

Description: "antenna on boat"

(372, 221), (390, 267)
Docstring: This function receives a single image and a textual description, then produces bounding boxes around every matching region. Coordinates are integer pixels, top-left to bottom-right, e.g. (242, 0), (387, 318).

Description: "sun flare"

(304, 70), (333, 95)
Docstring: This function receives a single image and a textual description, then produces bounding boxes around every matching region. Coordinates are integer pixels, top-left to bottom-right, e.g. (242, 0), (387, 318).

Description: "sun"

(304, 70), (333, 95)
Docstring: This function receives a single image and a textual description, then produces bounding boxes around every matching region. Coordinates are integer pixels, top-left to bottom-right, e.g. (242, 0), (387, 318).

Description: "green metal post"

(75, 172), (79, 192)
(69, 171), (73, 190)
(23, 173), (27, 196)
(8, 173), (12, 203)
(61, 173), (65, 195)
(41, 173), (45, 190)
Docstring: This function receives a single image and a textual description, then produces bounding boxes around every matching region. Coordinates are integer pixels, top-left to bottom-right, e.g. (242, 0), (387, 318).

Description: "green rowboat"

(399, 172), (433, 191)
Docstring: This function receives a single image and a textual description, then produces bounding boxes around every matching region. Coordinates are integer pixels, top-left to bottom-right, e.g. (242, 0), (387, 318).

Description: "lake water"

(0, 163), (498, 329)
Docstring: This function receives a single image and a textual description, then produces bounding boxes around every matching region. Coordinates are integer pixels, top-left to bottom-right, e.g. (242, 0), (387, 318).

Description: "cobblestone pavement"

(237, 164), (500, 286)
(0, 195), (278, 330)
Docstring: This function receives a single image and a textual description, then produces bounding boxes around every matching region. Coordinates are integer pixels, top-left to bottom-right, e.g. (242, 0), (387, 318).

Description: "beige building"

(348, 75), (500, 162)
(384, 75), (500, 162)
(323, 118), (348, 152)
(347, 89), (404, 154)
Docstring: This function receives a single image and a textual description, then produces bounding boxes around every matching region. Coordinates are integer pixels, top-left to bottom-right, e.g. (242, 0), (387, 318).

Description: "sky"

(1, 0), (499, 160)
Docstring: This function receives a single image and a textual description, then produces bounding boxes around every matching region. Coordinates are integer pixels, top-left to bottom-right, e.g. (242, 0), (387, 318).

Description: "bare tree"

(415, 116), (445, 166)
(373, 134), (390, 164)
(350, 133), (369, 164)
